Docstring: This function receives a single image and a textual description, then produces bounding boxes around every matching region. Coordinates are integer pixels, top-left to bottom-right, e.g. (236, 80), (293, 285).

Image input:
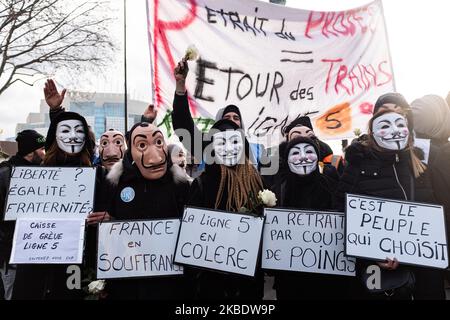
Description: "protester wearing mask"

(12, 109), (110, 299)
(186, 119), (265, 300)
(270, 137), (354, 299)
(335, 108), (445, 300)
(98, 129), (127, 170)
(0, 130), (46, 300)
(171, 60), (265, 172)
(104, 122), (190, 299)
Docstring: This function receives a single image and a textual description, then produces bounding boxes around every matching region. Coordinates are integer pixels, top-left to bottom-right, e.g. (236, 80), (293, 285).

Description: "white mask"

(212, 131), (244, 167)
(372, 113), (409, 151)
(56, 119), (86, 154)
(288, 143), (318, 175)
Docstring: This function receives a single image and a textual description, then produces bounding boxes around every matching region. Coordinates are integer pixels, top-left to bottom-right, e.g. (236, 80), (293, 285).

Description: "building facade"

(16, 91), (147, 139)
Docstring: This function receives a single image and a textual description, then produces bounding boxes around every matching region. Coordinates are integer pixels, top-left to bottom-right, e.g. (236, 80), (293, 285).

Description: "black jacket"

(187, 164), (265, 300)
(0, 156), (34, 265)
(104, 157), (190, 300)
(270, 163), (355, 300)
(335, 141), (444, 300)
(335, 141), (435, 208)
(12, 161), (108, 300)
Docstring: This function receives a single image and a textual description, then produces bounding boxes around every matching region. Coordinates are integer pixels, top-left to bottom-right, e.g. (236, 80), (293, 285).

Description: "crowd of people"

(0, 59), (449, 300)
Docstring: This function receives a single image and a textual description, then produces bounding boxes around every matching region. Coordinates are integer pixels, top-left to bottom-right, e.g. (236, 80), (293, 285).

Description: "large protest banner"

(346, 194), (449, 269)
(174, 207), (265, 276)
(262, 208), (355, 276)
(4, 167), (96, 220)
(147, 0), (394, 146)
(97, 219), (183, 279)
(10, 218), (85, 264)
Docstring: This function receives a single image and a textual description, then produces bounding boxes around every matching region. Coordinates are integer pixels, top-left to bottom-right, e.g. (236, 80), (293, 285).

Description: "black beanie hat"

(211, 119), (240, 132)
(45, 111), (94, 155)
(207, 119), (250, 160)
(222, 105), (242, 120)
(285, 136), (320, 161)
(16, 130), (46, 156)
(284, 116), (313, 136)
(373, 92), (409, 114)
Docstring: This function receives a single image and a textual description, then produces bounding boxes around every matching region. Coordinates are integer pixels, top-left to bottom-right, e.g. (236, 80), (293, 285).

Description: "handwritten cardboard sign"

(174, 207), (265, 277)
(10, 218), (85, 264)
(4, 166), (96, 220)
(97, 219), (183, 279)
(346, 194), (448, 269)
(262, 208), (355, 276)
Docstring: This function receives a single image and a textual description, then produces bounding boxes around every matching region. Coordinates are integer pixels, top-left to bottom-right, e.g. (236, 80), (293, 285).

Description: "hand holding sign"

(377, 258), (399, 270)
(86, 211), (111, 225)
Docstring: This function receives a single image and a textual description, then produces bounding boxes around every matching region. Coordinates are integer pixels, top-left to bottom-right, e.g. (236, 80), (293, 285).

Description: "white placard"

(4, 166), (96, 221)
(262, 208), (355, 276)
(10, 218), (85, 264)
(97, 219), (183, 279)
(174, 207), (265, 277)
(346, 194), (449, 269)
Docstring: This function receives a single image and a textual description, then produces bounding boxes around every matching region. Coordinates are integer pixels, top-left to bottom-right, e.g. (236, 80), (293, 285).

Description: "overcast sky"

(0, 0), (449, 139)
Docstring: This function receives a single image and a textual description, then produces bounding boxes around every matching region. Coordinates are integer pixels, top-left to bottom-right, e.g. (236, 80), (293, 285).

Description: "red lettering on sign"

(152, 0), (197, 112)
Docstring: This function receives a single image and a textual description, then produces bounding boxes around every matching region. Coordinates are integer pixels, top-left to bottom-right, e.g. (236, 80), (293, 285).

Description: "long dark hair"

(44, 142), (92, 166)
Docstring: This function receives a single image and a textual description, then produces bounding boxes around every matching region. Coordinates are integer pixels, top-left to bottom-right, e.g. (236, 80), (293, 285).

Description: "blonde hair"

(367, 109), (426, 178)
(215, 158), (264, 212)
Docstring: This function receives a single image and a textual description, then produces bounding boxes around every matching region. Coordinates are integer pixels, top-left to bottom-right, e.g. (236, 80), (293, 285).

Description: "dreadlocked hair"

(215, 158), (264, 212)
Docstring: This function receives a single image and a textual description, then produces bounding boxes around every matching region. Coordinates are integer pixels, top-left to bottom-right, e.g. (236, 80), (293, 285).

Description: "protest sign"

(262, 208), (355, 276)
(97, 219), (183, 279)
(10, 218), (85, 264)
(148, 0), (394, 145)
(4, 166), (96, 220)
(346, 194), (448, 269)
(174, 207), (264, 276)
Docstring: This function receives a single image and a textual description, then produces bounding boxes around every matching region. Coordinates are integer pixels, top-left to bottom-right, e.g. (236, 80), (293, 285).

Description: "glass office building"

(16, 92), (148, 140)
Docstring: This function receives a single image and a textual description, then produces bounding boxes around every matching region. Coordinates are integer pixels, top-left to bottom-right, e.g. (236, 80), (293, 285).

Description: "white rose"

(258, 190), (277, 207)
(88, 280), (105, 294)
(184, 44), (199, 61)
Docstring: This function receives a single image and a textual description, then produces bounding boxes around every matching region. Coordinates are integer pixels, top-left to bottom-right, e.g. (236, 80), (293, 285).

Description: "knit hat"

(411, 94), (450, 140)
(16, 130), (46, 156)
(285, 136), (320, 161)
(222, 105), (242, 120)
(373, 92), (409, 114)
(283, 116), (313, 136)
(211, 119), (240, 131)
(45, 111), (94, 155)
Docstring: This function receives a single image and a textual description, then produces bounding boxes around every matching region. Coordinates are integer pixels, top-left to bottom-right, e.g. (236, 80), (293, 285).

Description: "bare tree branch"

(0, 0), (116, 95)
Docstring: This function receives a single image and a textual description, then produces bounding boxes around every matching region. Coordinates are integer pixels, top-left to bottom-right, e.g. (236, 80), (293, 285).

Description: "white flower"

(88, 280), (105, 294)
(258, 189), (277, 207)
(184, 44), (199, 61)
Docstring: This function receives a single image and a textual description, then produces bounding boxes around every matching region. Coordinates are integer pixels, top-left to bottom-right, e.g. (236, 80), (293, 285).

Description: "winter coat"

(12, 162), (108, 300)
(172, 92), (264, 169)
(186, 164), (265, 300)
(104, 158), (190, 300)
(270, 145), (355, 300)
(0, 156), (34, 266)
(335, 141), (444, 300)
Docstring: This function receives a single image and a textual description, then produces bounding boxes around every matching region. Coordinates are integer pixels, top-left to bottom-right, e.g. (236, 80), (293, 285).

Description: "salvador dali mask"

(131, 124), (167, 180)
(212, 130), (244, 167)
(372, 113), (409, 151)
(288, 143), (318, 175)
(56, 119), (86, 154)
(99, 130), (127, 170)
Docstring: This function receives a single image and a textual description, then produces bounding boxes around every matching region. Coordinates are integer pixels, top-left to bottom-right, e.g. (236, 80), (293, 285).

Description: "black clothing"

(105, 155), (190, 300)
